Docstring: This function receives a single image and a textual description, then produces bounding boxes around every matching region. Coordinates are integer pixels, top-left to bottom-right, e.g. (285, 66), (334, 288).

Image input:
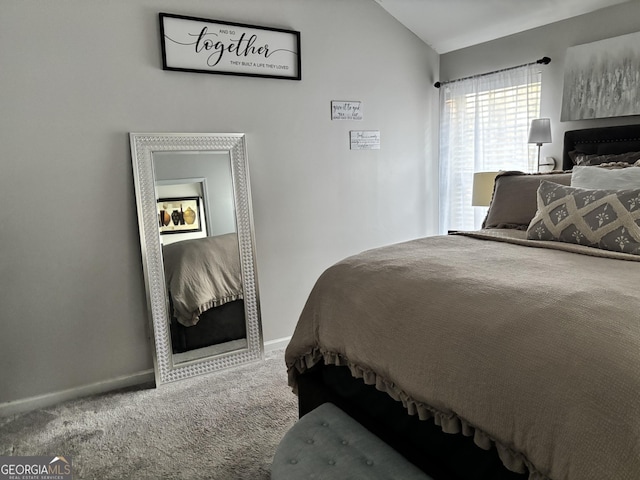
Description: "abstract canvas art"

(561, 31), (640, 121)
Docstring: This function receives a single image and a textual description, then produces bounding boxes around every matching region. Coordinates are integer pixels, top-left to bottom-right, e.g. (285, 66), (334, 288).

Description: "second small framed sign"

(350, 131), (381, 150)
(159, 12), (301, 80)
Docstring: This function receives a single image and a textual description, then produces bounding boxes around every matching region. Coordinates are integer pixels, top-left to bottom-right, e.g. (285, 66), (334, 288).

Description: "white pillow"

(571, 165), (640, 190)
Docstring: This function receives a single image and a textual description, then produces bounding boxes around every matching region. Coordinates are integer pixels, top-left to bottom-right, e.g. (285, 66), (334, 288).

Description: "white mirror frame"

(130, 133), (263, 385)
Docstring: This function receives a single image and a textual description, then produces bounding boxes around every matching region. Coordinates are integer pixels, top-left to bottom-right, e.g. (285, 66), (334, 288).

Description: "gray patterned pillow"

(527, 181), (640, 255)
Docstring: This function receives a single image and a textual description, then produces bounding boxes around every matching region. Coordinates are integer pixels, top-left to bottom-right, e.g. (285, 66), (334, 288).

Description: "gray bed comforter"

(162, 233), (243, 327)
(286, 230), (640, 480)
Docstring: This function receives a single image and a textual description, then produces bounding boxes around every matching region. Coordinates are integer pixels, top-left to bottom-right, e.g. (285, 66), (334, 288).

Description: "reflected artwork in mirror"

(130, 133), (263, 385)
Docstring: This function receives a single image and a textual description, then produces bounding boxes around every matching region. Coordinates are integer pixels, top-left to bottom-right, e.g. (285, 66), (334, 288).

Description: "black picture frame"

(159, 12), (301, 81)
(157, 196), (204, 235)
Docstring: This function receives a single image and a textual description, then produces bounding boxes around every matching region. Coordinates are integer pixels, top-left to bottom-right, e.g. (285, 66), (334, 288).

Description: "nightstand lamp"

(472, 171), (499, 207)
(528, 118), (552, 170)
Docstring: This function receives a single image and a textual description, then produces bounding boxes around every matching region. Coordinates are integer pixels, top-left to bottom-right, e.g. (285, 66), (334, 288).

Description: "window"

(439, 64), (542, 232)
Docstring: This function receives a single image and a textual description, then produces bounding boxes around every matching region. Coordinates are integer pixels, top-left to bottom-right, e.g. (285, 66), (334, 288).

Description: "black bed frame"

(295, 122), (640, 480)
(170, 299), (246, 353)
(562, 123), (640, 169)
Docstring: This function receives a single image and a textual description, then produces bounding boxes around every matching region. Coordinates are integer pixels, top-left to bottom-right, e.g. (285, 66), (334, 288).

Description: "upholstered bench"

(271, 402), (433, 479)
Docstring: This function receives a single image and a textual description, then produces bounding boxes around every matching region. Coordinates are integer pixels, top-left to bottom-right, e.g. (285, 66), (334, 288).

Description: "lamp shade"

(528, 118), (552, 145)
(472, 171), (499, 206)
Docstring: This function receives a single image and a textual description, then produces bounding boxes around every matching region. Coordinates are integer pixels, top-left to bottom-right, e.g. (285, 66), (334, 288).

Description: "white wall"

(0, 0), (439, 406)
(439, 1), (640, 166)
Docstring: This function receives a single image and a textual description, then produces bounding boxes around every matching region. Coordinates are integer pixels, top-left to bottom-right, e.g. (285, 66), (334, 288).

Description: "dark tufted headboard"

(562, 124), (640, 170)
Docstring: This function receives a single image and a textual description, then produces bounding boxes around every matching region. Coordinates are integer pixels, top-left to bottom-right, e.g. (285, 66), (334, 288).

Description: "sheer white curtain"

(439, 64), (542, 232)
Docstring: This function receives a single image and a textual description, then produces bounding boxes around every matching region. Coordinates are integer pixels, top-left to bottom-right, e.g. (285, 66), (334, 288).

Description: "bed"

(162, 233), (247, 354)
(285, 124), (640, 480)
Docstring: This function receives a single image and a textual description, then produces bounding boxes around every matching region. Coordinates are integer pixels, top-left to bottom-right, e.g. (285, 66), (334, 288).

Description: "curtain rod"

(434, 56), (551, 88)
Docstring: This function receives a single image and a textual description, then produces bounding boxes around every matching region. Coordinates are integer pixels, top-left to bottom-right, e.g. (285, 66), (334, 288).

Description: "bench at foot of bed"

(271, 402), (432, 480)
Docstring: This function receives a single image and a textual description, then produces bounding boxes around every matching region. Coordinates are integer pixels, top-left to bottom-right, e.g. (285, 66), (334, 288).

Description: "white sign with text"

(350, 131), (380, 150)
(331, 101), (363, 120)
(160, 13), (301, 80)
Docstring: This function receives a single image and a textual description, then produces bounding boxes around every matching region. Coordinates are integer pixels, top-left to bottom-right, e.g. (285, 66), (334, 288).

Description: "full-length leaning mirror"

(130, 133), (263, 385)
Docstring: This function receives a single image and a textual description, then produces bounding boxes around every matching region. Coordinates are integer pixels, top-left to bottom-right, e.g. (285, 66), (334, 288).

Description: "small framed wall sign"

(159, 12), (301, 80)
(350, 131), (380, 150)
(331, 101), (363, 120)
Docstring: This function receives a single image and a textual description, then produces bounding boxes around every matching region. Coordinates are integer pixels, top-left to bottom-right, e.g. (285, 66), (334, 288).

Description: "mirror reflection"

(153, 152), (247, 364)
(130, 133), (262, 385)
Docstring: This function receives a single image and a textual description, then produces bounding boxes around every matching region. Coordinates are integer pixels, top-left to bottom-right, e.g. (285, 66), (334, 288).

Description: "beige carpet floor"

(0, 349), (297, 479)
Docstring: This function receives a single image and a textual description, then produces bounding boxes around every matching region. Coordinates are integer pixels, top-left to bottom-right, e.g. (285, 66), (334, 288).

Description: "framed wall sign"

(159, 12), (301, 80)
(332, 101), (363, 120)
(350, 131), (380, 150)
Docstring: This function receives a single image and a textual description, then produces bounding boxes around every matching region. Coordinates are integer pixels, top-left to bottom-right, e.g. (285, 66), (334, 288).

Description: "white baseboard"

(264, 336), (291, 352)
(2, 337), (292, 417)
(0, 369), (155, 417)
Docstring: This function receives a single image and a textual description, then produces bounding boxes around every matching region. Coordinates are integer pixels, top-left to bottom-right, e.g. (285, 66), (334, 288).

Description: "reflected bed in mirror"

(130, 133), (263, 385)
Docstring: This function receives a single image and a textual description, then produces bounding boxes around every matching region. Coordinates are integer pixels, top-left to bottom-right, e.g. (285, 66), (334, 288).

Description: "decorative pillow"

(571, 165), (640, 190)
(527, 181), (640, 255)
(568, 150), (588, 164)
(482, 171), (571, 230)
(570, 151), (640, 166)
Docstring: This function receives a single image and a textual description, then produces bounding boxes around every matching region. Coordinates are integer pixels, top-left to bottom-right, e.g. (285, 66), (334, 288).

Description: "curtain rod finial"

(434, 81), (441, 88)
(537, 56), (551, 65)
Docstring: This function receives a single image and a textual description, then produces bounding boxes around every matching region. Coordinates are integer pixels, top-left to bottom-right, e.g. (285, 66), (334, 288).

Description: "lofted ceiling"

(373, 0), (632, 54)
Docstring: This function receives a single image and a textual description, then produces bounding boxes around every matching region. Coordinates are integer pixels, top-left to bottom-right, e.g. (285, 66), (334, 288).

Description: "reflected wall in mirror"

(130, 133), (263, 385)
